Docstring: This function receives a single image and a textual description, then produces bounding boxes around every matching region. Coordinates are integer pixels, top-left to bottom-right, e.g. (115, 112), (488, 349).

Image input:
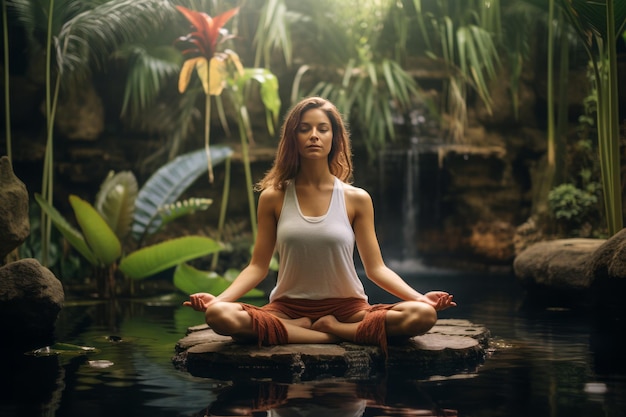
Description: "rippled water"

(1, 269), (624, 417)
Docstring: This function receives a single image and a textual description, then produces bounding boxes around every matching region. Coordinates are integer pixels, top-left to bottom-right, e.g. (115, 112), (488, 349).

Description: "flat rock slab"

(173, 319), (490, 382)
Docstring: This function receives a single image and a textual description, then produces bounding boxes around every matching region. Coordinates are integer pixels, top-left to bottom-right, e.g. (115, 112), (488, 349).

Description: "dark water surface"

(2, 268), (624, 417)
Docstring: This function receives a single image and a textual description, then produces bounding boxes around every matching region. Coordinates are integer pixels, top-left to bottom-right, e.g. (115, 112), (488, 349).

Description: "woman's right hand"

(183, 293), (216, 312)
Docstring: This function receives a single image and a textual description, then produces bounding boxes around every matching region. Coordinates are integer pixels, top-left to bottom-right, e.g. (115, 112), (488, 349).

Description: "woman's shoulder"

(258, 186), (287, 207)
(341, 181), (372, 204)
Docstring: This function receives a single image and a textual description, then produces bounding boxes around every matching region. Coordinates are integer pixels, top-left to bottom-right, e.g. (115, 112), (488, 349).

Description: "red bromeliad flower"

(175, 5), (241, 95)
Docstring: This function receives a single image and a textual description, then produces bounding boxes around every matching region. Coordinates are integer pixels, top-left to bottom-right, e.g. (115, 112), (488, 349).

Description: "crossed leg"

(311, 301), (437, 341)
(204, 300), (437, 345)
(204, 301), (341, 343)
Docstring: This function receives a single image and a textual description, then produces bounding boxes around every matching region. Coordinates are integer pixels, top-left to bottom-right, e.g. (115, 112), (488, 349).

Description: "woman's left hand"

(421, 291), (457, 311)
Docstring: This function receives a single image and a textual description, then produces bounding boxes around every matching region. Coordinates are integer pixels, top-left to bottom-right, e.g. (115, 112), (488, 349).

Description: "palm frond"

(116, 44), (182, 120)
(457, 24), (500, 112)
(56, 0), (176, 84)
(253, 0), (293, 68)
(8, 0), (85, 48)
(306, 55), (419, 158)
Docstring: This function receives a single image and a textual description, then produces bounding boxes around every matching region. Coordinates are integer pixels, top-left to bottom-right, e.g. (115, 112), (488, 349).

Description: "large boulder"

(0, 156), (30, 262)
(586, 228), (626, 313)
(587, 228), (626, 281)
(0, 258), (65, 353)
(513, 230), (626, 308)
(513, 238), (601, 291)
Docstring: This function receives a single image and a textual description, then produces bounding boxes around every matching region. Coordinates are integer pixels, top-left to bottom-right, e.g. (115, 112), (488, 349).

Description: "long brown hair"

(255, 97), (353, 191)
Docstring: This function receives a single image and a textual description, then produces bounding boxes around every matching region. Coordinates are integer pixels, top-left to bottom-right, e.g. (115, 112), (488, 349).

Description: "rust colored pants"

(240, 297), (398, 355)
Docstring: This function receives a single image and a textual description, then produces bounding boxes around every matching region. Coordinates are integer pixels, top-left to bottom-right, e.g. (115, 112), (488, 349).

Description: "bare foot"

(311, 315), (340, 333)
(281, 317), (313, 329)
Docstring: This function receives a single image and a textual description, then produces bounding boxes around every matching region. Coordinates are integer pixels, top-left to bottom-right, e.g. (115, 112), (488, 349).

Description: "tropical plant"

(34, 146), (244, 298)
(252, 0), (294, 69)
(411, 0), (502, 144)
(130, 146), (232, 244)
(172, 263), (264, 298)
(514, 0), (580, 218)
(19, 203), (88, 281)
(558, 0), (625, 236)
(8, 0), (180, 266)
(174, 4), (281, 246)
(289, 0), (422, 159)
(6, 0), (283, 296)
(548, 183), (599, 235)
(113, 0), (290, 167)
(175, 4), (240, 183)
(220, 68), (281, 241)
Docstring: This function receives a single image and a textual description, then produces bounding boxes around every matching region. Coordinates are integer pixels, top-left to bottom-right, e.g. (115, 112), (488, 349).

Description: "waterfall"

(377, 137), (424, 271)
(377, 107), (436, 272)
(402, 137), (419, 261)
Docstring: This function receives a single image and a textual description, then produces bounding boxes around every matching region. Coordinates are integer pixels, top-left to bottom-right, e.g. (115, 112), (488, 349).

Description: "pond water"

(1, 267), (624, 417)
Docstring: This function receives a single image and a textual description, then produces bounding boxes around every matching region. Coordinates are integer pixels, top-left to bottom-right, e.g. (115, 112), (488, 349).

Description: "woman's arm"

(348, 186), (455, 310)
(186, 188), (281, 309)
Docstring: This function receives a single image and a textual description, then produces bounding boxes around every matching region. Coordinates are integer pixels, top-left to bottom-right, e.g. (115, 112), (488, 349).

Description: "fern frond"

(158, 197), (213, 227)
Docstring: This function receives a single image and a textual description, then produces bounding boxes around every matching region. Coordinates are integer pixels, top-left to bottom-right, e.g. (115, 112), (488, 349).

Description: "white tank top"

(269, 177), (367, 302)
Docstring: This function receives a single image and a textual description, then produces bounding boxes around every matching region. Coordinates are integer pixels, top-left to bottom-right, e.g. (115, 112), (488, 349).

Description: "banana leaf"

(173, 262), (265, 298)
(34, 194), (99, 266)
(69, 195), (122, 266)
(94, 171), (138, 239)
(131, 146), (233, 241)
(119, 236), (223, 280)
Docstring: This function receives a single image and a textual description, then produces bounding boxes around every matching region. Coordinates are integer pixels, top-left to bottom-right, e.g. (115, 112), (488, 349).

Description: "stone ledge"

(172, 319), (490, 382)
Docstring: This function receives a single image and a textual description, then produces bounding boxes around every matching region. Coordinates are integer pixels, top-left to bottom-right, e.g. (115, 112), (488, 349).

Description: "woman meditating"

(184, 96), (456, 353)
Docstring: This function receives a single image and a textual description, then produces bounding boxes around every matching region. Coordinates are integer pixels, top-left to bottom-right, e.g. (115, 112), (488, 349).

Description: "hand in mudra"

(420, 291), (456, 311)
(183, 293), (216, 312)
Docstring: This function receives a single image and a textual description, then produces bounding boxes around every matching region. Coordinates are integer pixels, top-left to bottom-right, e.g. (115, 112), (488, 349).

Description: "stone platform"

(172, 319), (491, 382)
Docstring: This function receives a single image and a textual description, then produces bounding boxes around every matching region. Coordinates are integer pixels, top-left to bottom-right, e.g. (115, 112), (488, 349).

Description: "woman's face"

(296, 108), (333, 161)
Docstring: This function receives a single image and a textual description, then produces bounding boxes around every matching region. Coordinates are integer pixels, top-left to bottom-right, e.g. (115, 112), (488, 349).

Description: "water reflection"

(196, 379), (458, 417)
(2, 272), (625, 417)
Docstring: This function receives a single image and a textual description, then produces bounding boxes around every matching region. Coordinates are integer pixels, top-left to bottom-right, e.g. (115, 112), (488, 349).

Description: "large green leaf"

(69, 195), (122, 266)
(131, 146), (233, 241)
(94, 171), (138, 239)
(173, 263), (265, 298)
(234, 68), (282, 135)
(34, 193), (99, 266)
(119, 236), (223, 280)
